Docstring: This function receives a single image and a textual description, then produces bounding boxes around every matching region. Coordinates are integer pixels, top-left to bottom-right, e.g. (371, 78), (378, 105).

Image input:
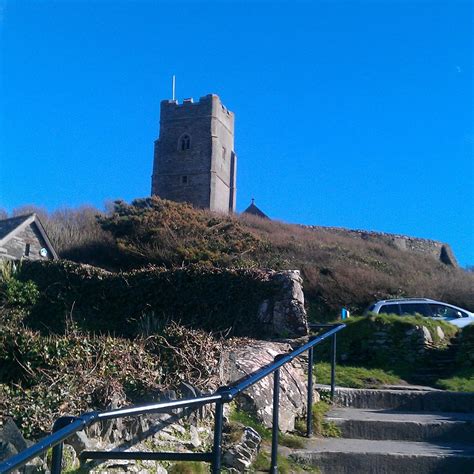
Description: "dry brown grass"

(239, 213), (474, 319)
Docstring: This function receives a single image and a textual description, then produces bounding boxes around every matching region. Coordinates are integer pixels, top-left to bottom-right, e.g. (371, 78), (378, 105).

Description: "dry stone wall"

(302, 225), (458, 266)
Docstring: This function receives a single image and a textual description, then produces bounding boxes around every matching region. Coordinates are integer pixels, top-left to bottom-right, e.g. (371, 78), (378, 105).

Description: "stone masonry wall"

(152, 94), (236, 213)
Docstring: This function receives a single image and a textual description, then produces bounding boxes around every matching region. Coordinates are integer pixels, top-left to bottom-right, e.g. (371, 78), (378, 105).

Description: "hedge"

(18, 260), (278, 337)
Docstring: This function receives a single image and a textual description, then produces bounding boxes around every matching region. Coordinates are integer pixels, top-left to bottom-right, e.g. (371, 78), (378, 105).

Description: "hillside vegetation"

(12, 197), (473, 319)
(1, 195), (474, 437)
(0, 259), (238, 436)
(240, 214), (474, 318)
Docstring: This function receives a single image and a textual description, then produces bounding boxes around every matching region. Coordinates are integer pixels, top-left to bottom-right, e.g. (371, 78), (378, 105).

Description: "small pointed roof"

(243, 199), (269, 219)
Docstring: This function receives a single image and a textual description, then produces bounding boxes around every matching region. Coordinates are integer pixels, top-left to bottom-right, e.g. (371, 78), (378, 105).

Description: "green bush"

(2, 278), (39, 308)
(24, 198), (473, 322)
(98, 197), (263, 268)
(0, 260), (39, 310)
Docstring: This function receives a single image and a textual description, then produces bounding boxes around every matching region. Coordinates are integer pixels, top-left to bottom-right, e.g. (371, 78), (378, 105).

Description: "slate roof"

(0, 214), (33, 241)
(243, 200), (269, 219)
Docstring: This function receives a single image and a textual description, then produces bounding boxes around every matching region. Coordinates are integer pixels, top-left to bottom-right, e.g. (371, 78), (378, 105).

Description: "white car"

(365, 298), (474, 329)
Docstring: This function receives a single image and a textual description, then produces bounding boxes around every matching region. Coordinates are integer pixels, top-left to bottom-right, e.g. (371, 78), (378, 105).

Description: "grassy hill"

(42, 197), (472, 320)
(239, 214), (473, 319)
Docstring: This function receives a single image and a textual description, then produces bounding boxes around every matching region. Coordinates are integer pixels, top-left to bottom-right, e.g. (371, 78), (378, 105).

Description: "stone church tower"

(151, 94), (237, 213)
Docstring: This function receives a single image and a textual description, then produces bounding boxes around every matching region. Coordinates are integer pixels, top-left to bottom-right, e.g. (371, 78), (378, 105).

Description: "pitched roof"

(243, 200), (269, 219)
(0, 213), (58, 259)
(0, 214), (33, 241)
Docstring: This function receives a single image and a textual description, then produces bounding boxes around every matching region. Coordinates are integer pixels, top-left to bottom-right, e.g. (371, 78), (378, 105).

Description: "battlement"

(160, 94), (234, 126)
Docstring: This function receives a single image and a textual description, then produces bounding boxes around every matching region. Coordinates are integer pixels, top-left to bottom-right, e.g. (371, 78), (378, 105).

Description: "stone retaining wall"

(301, 225), (458, 266)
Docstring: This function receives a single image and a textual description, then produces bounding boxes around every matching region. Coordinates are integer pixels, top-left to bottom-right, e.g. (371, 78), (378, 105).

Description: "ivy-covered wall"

(317, 314), (458, 368)
(457, 324), (474, 367)
(18, 260), (279, 337)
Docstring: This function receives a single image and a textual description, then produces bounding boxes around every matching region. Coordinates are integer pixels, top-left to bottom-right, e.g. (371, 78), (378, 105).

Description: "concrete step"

(289, 438), (474, 474)
(326, 407), (474, 442)
(317, 385), (474, 412)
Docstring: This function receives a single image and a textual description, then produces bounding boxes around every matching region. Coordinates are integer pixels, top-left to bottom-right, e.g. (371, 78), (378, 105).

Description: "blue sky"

(1, 0), (473, 265)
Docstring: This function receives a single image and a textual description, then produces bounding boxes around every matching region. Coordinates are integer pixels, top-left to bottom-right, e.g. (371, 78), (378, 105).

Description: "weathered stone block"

(221, 340), (308, 432)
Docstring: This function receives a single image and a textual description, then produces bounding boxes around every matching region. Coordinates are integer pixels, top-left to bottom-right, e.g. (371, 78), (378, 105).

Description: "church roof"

(243, 200), (269, 219)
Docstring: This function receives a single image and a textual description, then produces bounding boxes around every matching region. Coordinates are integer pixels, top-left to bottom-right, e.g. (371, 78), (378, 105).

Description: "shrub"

(98, 197), (263, 268)
(2, 279), (39, 308)
(0, 322), (231, 437)
(0, 261), (39, 310)
(10, 198), (474, 322)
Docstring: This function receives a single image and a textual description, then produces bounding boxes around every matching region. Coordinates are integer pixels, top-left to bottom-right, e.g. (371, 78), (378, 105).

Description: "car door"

(429, 303), (466, 323)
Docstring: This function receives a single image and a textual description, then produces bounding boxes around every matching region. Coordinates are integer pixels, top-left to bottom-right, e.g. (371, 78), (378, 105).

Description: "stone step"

(289, 438), (474, 474)
(326, 407), (474, 442)
(317, 385), (474, 412)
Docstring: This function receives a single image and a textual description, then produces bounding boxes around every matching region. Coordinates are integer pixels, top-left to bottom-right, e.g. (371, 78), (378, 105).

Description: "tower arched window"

(179, 134), (191, 151)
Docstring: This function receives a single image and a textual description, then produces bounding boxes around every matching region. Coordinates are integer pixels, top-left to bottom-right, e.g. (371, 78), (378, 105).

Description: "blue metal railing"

(0, 323), (345, 474)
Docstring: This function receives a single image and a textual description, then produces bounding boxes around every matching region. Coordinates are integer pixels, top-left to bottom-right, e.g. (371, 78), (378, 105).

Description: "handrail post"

(270, 355), (283, 474)
(306, 345), (314, 437)
(330, 333), (337, 400)
(50, 416), (76, 474)
(211, 399), (225, 474)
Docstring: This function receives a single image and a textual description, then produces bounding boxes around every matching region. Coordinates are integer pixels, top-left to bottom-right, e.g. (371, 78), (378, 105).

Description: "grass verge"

(228, 406), (306, 448)
(253, 450), (315, 473)
(314, 362), (402, 389)
(295, 401), (341, 438)
(435, 367), (474, 392)
(168, 461), (209, 474)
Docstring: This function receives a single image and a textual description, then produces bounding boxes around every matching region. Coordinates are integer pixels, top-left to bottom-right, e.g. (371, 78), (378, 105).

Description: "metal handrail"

(0, 323), (346, 474)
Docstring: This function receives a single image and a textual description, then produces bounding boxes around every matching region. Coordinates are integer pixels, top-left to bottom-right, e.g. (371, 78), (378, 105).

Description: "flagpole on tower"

(172, 75), (176, 101)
